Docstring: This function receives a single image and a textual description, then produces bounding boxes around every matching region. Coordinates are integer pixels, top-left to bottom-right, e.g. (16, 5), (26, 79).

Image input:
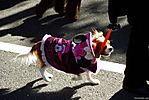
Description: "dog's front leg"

(86, 71), (100, 85)
(39, 66), (53, 82)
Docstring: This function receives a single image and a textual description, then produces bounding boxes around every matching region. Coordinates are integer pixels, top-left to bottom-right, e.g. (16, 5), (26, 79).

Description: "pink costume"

(40, 32), (98, 74)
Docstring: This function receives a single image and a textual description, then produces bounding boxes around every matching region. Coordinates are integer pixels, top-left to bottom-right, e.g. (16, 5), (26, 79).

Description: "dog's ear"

(92, 32), (103, 42)
(91, 28), (103, 38)
(72, 34), (87, 44)
(91, 27), (98, 35)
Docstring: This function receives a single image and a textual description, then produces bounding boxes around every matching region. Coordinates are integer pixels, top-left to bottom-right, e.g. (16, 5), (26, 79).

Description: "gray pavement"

(0, 51), (124, 100)
(0, 0), (145, 100)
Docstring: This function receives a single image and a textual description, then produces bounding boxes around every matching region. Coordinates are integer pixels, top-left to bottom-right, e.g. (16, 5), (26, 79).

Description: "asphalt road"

(1, 0), (147, 100)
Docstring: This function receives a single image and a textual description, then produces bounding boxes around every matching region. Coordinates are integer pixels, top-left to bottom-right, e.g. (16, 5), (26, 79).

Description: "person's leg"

(65, 0), (81, 21)
(123, 27), (149, 95)
(36, 0), (53, 17)
(54, 0), (67, 16)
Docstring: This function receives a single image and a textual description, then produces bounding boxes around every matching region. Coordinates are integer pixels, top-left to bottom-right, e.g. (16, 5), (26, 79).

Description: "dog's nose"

(109, 47), (113, 52)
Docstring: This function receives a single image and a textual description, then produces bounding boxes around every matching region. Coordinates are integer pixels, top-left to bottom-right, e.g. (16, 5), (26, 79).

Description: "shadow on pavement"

(0, 0), (26, 10)
(0, 5), (85, 43)
(0, 6), (36, 27)
(109, 89), (149, 100)
(0, 78), (96, 100)
(0, 14), (75, 42)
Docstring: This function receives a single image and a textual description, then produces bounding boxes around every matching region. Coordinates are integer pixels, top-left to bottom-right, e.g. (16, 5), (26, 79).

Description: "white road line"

(0, 41), (126, 74)
(98, 60), (125, 74)
(0, 42), (31, 54)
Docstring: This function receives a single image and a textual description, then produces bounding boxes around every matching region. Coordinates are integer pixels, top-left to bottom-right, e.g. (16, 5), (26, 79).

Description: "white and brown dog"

(16, 29), (113, 84)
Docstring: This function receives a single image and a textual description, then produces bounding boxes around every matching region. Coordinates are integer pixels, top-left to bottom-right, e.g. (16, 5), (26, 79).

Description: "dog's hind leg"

(86, 71), (100, 85)
(72, 74), (82, 81)
(39, 66), (53, 82)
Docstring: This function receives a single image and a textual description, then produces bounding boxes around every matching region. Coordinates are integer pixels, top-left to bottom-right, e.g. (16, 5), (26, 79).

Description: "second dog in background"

(36, 0), (81, 21)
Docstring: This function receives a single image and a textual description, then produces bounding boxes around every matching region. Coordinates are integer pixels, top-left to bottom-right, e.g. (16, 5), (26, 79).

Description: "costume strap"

(99, 29), (112, 55)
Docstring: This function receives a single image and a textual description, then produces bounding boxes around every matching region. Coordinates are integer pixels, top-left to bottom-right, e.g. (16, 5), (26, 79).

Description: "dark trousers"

(123, 26), (149, 88)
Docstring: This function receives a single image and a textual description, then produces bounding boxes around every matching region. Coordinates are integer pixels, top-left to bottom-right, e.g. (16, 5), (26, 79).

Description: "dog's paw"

(72, 75), (82, 81)
(42, 76), (52, 82)
(43, 73), (53, 82)
(90, 79), (100, 85)
(46, 73), (53, 78)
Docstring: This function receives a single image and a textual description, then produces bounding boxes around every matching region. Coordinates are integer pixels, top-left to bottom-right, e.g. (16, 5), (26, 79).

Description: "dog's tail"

(14, 51), (37, 66)
(13, 43), (41, 66)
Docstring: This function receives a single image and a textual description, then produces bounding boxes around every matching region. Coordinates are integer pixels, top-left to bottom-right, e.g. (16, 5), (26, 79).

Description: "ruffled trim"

(40, 34), (52, 67)
(86, 32), (96, 63)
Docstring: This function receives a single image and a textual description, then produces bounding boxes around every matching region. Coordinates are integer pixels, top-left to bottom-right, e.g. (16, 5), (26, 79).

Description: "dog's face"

(91, 29), (113, 58)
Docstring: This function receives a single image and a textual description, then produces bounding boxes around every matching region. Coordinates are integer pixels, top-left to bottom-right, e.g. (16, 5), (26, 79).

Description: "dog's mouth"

(101, 52), (112, 57)
(100, 46), (114, 57)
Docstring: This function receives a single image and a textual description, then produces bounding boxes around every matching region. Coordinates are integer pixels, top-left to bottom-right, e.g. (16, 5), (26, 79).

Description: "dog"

(16, 29), (113, 84)
(36, 0), (81, 21)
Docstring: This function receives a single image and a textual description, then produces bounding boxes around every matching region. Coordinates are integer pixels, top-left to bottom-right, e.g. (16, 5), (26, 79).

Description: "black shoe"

(123, 84), (149, 96)
(107, 23), (121, 30)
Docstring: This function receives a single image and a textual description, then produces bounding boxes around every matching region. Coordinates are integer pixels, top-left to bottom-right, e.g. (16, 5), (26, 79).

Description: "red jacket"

(40, 33), (97, 74)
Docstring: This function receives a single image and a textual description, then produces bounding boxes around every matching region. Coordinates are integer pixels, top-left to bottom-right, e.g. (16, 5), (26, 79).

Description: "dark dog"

(36, 0), (81, 21)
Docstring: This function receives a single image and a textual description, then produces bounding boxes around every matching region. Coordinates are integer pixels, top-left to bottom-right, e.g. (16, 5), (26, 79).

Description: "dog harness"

(40, 32), (98, 74)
